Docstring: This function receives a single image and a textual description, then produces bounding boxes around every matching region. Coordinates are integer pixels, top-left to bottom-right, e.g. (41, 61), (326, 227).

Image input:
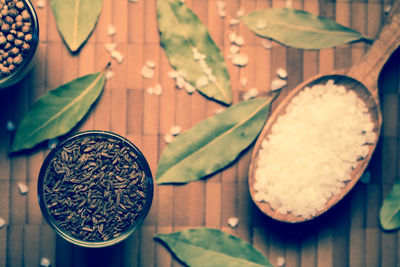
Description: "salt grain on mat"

(232, 53), (248, 67)
(164, 133), (174, 144)
(228, 217), (239, 228)
(0, 218), (5, 229)
(18, 182), (28, 195)
(111, 50), (124, 63)
(141, 65), (154, 79)
(104, 43), (117, 53)
(261, 39), (272, 49)
(254, 80), (377, 218)
(40, 257), (51, 267)
(105, 70), (114, 80)
(107, 25), (117, 36)
(276, 68), (288, 79)
(270, 78), (287, 91)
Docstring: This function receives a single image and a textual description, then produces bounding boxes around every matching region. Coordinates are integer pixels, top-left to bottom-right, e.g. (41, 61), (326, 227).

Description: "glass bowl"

(37, 131), (154, 248)
(0, 0), (39, 89)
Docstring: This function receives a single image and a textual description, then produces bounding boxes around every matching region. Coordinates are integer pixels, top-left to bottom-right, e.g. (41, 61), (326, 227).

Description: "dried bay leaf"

(157, 0), (232, 105)
(156, 97), (275, 184)
(51, 0), (103, 52)
(11, 72), (106, 152)
(380, 180), (400, 230)
(155, 228), (273, 267)
(241, 8), (369, 50)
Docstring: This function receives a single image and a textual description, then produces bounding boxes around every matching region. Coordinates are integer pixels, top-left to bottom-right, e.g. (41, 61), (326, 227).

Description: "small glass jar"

(37, 131), (154, 248)
(0, 0), (39, 89)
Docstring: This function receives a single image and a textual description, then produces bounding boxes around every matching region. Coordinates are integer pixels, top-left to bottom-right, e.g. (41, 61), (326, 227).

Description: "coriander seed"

(16, 1), (24, 10)
(21, 9), (29, 21)
(21, 24), (29, 33)
(21, 42), (29, 52)
(13, 54), (22, 65)
(24, 33), (31, 42)
(14, 38), (22, 47)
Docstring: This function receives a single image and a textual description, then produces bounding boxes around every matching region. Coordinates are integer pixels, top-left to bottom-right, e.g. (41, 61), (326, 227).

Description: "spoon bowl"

(249, 3), (400, 223)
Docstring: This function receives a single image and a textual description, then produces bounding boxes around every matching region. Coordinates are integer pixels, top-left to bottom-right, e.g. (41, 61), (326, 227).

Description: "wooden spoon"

(248, 3), (400, 223)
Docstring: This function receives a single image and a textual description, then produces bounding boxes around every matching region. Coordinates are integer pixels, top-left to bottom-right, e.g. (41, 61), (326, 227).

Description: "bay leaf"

(379, 180), (400, 230)
(155, 228), (273, 267)
(156, 97), (274, 184)
(51, 0), (103, 52)
(157, 0), (232, 105)
(241, 8), (369, 49)
(11, 72), (106, 153)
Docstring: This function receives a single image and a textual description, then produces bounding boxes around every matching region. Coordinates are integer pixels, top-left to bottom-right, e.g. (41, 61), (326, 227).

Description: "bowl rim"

(0, 0), (39, 89)
(37, 130), (154, 248)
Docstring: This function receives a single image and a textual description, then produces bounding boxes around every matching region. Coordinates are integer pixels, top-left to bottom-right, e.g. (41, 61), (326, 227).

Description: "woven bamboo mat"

(0, 0), (399, 266)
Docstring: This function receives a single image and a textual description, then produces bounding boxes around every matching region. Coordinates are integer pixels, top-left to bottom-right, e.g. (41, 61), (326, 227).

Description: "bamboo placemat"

(0, 0), (398, 266)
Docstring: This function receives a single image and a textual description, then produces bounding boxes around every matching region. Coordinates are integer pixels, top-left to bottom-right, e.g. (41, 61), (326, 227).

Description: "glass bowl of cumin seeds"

(37, 131), (154, 248)
(0, 0), (39, 89)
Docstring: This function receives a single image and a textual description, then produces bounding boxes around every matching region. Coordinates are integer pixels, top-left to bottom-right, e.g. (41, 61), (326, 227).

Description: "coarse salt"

(277, 256), (285, 267)
(254, 80), (377, 218)
(228, 217), (239, 228)
(111, 50), (124, 63)
(129, 0), (139, 3)
(196, 76), (209, 88)
(229, 18), (240, 26)
(146, 86), (154, 95)
(270, 78), (287, 91)
(107, 25), (117, 36)
(232, 53), (248, 67)
(229, 45), (240, 55)
(236, 8), (245, 17)
(233, 35), (244, 46)
(285, 0), (293, 8)
(168, 70), (179, 79)
(6, 120), (15, 131)
(141, 65), (154, 79)
(18, 182), (28, 195)
(170, 126), (182, 136)
(153, 84), (163, 95)
(184, 82), (196, 94)
(145, 60), (156, 69)
(243, 87), (258, 101)
(0, 218), (5, 229)
(104, 43), (117, 53)
(217, 1), (226, 10)
(37, 0), (45, 8)
(164, 133), (174, 144)
(176, 76), (185, 89)
(257, 20), (267, 29)
(229, 32), (237, 43)
(261, 39), (272, 49)
(276, 68), (288, 79)
(105, 70), (114, 80)
(40, 257), (51, 267)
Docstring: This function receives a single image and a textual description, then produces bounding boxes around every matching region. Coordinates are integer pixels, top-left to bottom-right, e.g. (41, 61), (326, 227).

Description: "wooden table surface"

(0, 0), (399, 266)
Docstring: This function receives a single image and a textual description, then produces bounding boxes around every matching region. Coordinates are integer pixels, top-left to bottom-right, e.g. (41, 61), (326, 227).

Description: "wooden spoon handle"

(348, 1), (400, 96)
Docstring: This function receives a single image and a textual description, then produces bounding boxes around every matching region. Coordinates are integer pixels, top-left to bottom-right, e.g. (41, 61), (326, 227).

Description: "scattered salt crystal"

(276, 68), (288, 79)
(146, 86), (154, 95)
(37, 0), (45, 8)
(216, 1), (226, 10)
(154, 84), (163, 95)
(111, 50), (124, 63)
(228, 217), (239, 228)
(285, 0), (292, 8)
(229, 32), (237, 43)
(360, 171), (371, 184)
(170, 126), (182, 136)
(184, 82), (196, 94)
(241, 77), (248, 88)
(145, 60), (156, 69)
(105, 70), (114, 80)
(232, 53), (248, 67)
(107, 25), (117, 36)
(277, 256), (285, 267)
(229, 45), (240, 55)
(257, 20), (267, 30)
(18, 183), (28, 195)
(236, 8), (245, 17)
(104, 43), (117, 53)
(0, 218), (5, 229)
(129, 0), (139, 3)
(243, 87), (258, 101)
(270, 78), (287, 91)
(40, 257), (51, 267)
(141, 65), (154, 79)
(176, 76), (185, 89)
(196, 76), (209, 88)
(261, 39), (272, 49)
(218, 9), (226, 18)
(48, 138), (58, 149)
(6, 120), (15, 131)
(384, 5), (392, 15)
(229, 18), (240, 26)
(164, 133), (174, 144)
(214, 108), (225, 114)
(233, 35), (244, 46)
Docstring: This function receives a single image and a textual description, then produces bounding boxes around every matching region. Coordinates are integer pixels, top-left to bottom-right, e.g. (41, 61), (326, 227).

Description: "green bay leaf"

(380, 180), (400, 231)
(157, 0), (232, 105)
(11, 72), (106, 153)
(155, 228), (273, 267)
(241, 8), (369, 49)
(51, 0), (103, 52)
(156, 97), (274, 184)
